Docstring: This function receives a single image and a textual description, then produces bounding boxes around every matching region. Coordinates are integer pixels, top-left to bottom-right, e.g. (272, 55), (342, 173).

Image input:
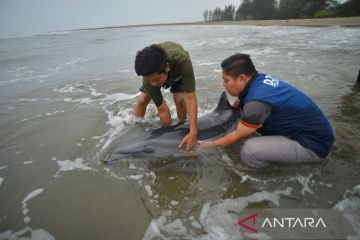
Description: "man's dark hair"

(221, 53), (257, 79)
(134, 44), (167, 76)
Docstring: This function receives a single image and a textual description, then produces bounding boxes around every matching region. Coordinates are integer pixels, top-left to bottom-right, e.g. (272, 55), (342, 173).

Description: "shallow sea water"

(0, 25), (360, 239)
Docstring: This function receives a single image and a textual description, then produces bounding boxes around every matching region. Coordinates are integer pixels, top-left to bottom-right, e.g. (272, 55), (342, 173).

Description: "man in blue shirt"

(201, 53), (335, 168)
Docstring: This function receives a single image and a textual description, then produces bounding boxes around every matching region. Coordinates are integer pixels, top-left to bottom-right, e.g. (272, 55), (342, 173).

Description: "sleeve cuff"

(240, 120), (262, 129)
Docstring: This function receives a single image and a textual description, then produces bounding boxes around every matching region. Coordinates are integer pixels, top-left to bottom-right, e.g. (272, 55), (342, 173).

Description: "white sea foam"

(287, 52), (296, 57)
(88, 86), (104, 97)
(145, 185), (153, 197)
(64, 97), (96, 104)
(198, 62), (219, 66)
(21, 188), (44, 224)
(53, 83), (85, 93)
(221, 154), (263, 183)
(17, 98), (38, 102)
(5, 66), (29, 73)
(0, 186), (54, 239)
(0, 227), (55, 240)
(65, 57), (89, 68)
(170, 200), (179, 206)
(333, 185), (360, 240)
(288, 173), (314, 196)
(129, 174), (144, 180)
(191, 220), (202, 229)
(143, 216), (188, 240)
(333, 184), (360, 211)
(55, 158), (92, 176)
(97, 100), (148, 154)
(22, 189), (44, 205)
(1, 72), (51, 86)
(97, 110), (126, 153)
(101, 92), (140, 104)
(0, 29), (71, 39)
(199, 188), (292, 240)
(143, 188), (292, 239)
(118, 69), (131, 73)
(319, 181), (333, 188)
(0, 165), (8, 170)
(194, 40), (208, 47)
(62, 89), (138, 106)
(244, 47), (279, 56)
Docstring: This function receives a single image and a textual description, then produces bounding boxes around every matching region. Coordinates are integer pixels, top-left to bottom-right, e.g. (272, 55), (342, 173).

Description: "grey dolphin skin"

(105, 91), (240, 163)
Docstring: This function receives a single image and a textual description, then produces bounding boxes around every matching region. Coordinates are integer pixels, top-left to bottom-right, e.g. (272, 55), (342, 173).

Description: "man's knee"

(133, 93), (151, 118)
(173, 93), (187, 122)
(173, 93), (185, 107)
(137, 93), (151, 107)
(241, 139), (269, 168)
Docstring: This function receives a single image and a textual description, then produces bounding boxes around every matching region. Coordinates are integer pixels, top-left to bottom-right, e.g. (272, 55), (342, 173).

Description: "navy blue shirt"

(239, 73), (335, 158)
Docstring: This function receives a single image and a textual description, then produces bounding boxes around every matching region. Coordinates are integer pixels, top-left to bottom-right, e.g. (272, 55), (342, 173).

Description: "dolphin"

(105, 91), (240, 163)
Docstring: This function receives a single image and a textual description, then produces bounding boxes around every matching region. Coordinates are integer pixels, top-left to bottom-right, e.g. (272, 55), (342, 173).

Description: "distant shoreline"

(74, 16), (360, 31)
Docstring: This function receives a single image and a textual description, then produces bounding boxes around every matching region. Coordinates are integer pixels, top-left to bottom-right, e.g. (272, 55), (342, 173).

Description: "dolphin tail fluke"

(214, 91), (233, 112)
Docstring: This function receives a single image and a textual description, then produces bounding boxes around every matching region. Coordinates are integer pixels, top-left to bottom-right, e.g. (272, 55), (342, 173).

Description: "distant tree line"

(202, 0), (360, 21)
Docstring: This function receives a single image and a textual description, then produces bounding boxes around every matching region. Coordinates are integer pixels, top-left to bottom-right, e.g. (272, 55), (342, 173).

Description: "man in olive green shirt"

(133, 41), (198, 151)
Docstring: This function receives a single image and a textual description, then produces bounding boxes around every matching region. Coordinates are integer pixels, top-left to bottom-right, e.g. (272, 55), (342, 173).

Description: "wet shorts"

(139, 78), (184, 94)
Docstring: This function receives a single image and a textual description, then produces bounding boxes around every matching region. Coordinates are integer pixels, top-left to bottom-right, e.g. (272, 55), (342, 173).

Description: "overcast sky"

(0, 0), (241, 34)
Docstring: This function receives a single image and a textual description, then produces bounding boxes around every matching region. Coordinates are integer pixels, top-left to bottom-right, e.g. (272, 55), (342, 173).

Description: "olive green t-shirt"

(142, 41), (196, 107)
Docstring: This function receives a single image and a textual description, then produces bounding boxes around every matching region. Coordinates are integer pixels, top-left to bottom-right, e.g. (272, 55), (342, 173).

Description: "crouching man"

(201, 53), (335, 168)
(133, 41), (198, 151)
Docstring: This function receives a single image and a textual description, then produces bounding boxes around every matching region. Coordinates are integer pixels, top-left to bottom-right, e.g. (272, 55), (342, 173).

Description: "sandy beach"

(76, 16), (360, 31)
(201, 16), (360, 27)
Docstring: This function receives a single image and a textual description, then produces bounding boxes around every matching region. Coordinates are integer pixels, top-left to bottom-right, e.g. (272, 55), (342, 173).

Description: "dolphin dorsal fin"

(214, 91), (232, 112)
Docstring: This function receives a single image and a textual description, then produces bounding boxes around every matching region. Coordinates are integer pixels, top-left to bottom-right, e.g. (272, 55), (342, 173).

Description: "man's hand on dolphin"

(179, 132), (198, 151)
